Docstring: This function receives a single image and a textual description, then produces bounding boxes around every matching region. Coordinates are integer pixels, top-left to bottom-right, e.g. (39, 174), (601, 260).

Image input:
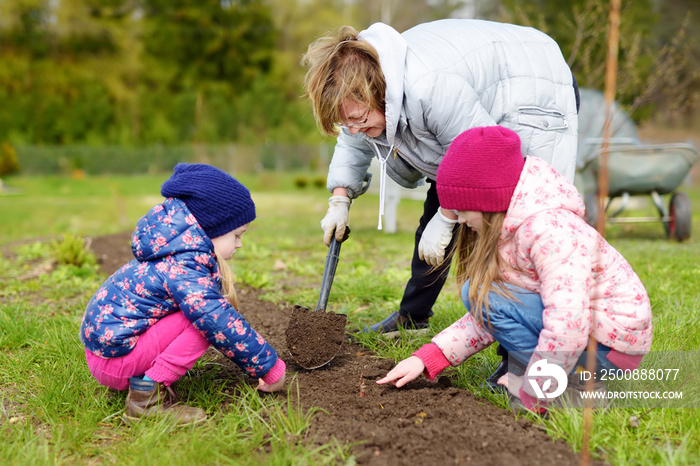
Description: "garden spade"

(285, 229), (349, 370)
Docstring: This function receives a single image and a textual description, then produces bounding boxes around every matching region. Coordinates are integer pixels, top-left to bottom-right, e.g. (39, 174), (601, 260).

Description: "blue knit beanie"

(161, 163), (256, 239)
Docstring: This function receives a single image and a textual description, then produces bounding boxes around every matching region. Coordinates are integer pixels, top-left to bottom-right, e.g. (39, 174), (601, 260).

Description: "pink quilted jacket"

(432, 157), (652, 397)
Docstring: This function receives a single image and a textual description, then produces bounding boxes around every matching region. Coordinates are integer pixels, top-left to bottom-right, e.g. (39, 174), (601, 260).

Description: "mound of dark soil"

(286, 304), (347, 369)
(89, 232), (594, 466)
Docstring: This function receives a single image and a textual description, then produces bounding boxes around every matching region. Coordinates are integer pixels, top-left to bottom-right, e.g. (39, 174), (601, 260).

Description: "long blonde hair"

(302, 26), (386, 136)
(215, 249), (239, 309)
(453, 212), (515, 328)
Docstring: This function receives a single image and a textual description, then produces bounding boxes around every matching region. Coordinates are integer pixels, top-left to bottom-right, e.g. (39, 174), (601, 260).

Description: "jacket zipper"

(393, 145), (438, 179)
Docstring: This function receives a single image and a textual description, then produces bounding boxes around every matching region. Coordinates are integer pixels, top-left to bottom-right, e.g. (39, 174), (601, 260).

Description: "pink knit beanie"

(437, 126), (525, 212)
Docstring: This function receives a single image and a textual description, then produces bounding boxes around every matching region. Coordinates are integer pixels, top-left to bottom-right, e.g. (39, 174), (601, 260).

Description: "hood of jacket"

(502, 157), (585, 241)
(131, 197), (214, 262)
(358, 22), (406, 146)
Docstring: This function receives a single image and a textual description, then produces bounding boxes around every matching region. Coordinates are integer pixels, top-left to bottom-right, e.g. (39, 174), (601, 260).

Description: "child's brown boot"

(122, 376), (207, 426)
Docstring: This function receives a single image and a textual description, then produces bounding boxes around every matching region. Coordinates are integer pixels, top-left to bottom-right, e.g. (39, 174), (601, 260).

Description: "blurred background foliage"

(0, 0), (697, 170)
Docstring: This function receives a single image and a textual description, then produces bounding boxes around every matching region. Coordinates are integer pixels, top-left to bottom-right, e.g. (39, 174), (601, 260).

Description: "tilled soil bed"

(89, 232), (592, 466)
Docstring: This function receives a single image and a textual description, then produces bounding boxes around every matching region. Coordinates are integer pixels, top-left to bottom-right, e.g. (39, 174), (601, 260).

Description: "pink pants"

(85, 311), (210, 391)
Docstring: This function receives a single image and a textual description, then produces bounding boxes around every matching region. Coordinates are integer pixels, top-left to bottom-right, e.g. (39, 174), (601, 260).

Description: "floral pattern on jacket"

(432, 157), (652, 397)
(79, 197), (278, 379)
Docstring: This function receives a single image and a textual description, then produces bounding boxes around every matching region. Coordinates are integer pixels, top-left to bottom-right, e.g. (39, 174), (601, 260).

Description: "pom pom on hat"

(161, 163), (256, 239)
(437, 126), (525, 212)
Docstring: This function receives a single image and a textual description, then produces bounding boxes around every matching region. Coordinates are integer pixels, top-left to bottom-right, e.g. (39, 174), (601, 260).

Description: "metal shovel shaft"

(316, 236), (341, 312)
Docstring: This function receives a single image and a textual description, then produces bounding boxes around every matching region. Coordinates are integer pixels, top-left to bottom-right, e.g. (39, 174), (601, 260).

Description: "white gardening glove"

(320, 196), (351, 246)
(418, 210), (458, 266)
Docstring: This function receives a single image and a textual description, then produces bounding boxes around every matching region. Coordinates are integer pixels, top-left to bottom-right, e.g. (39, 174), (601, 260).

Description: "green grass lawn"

(1, 172), (699, 465)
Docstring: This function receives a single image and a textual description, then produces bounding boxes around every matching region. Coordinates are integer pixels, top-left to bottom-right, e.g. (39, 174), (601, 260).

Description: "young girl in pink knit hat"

(377, 126), (652, 415)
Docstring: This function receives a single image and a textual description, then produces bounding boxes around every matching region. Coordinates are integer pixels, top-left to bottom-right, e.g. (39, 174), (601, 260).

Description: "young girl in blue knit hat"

(80, 163), (285, 426)
(377, 126), (652, 415)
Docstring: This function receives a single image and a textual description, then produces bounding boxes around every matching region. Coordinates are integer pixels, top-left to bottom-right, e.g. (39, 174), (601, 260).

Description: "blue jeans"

(461, 281), (618, 373)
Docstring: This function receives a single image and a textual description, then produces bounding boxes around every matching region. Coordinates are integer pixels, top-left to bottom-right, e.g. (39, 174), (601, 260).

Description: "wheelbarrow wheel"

(668, 191), (691, 241)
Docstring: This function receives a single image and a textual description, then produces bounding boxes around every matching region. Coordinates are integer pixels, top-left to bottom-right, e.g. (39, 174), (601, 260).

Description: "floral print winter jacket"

(80, 197), (279, 379)
(432, 157), (652, 397)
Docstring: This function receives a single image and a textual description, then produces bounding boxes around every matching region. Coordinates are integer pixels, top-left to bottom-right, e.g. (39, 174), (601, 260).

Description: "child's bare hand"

(498, 372), (523, 398)
(376, 356), (425, 388)
(257, 372), (286, 393)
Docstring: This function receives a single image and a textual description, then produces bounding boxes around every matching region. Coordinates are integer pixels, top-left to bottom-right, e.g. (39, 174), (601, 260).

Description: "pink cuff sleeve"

(413, 343), (451, 381)
(261, 358), (286, 384)
(606, 350), (644, 370)
(518, 387), (548, 414)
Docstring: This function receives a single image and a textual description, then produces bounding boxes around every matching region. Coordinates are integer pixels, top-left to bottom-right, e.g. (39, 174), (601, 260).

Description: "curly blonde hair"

(302, 26), (386, 136)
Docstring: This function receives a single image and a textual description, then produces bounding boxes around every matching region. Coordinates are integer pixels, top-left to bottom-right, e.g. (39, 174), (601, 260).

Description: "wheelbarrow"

(578, 141), (698, 240)
(285, 230), (349, 369)
(576, 88), (699, 241)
